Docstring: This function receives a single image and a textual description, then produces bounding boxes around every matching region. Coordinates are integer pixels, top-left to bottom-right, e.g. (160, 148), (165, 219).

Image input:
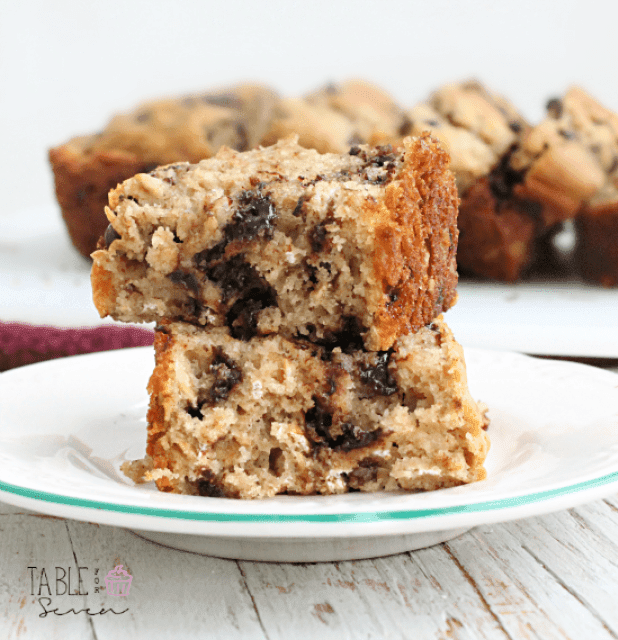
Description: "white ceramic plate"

(0, 347), (617, 562)
(450, 280), (618, 358)
(2, 206), (618, 354)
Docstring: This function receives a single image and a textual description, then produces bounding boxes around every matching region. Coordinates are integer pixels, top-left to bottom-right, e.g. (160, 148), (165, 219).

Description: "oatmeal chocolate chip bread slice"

(304, 79), (410, 144)
(92, 134), (458, 351)
(259, 98), (362, 154)
(429, 80), (528, 163)
(260, 80), (407, 155)
(406, 80), (539, 282)
(509, 90), (606, 228)
(551, 87), (618, 286)
(50, 83), (281, 258)
(124, 317), (489, 499)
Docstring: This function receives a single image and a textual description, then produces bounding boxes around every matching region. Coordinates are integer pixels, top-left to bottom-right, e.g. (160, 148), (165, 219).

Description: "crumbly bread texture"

(91, 135), (458, 351)
(49, 84), (280, 258)
(123, 316), (489, 499)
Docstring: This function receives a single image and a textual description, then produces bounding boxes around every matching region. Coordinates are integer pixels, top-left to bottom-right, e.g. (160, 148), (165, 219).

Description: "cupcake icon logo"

(104, 565), (133, 597)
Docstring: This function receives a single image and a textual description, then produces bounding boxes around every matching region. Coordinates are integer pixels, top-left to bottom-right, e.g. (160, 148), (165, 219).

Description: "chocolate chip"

(104, 224), (121, 248)
(196, 471), (227, 498)
(347, 133), (364, 146)
(236, 122), (249, 151)
(199, 92), (243, 110)
(305, 400), (382, 452)
(348, 457), (381, 487)
(387, 286), (400, 304)
(425, 119), (440, 127)
(204, 255), (266, 302)
(226, 290), (276, 341)
(168, 270), (200, 294)
(559, 129), (576, 140)
(194, 241), (226, 268)
(609, 156), (618, 174)
(193, 189), (277, 260)
(509, 121), (522, 133)
(135, 110), (151, 123)
(293, 195), (307, 217)
(546, 98), (563, 119)
(186, 402), (204, 418)
(359, 351), (398, 397)
(229, 190), (277, 243)
(310, 316), (365, 354)
(429, 321), (443, 346)
(304, 400), (333, 446)
(371, 150), (396, 168)
(349, 146), (362, 156)
(309, 218), (335, 252)
(184, 296), (205, 320)
(333, 424), (382, 452)
(197, 253), (277, 339)
(488, 150), (524, 200)
(306, 264), (319, 287)
(398, 116), (413, 136)
(209, 348), (242, 402)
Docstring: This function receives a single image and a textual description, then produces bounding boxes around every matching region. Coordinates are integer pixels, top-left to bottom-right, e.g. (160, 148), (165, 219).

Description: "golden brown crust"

(49, 140), (154, 258)
(457, 178), (539, 282)
(372, 136), (458, 345)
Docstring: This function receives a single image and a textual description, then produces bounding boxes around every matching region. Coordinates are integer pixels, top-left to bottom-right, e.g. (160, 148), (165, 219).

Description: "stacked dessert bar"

(91, 135), (489, 499)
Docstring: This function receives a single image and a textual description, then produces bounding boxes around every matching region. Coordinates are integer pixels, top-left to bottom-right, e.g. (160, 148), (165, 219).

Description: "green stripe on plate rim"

(1, 471), (618, 523)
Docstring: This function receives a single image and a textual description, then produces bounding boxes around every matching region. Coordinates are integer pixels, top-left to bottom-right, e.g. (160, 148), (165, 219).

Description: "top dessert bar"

(91, 134), (459, 352)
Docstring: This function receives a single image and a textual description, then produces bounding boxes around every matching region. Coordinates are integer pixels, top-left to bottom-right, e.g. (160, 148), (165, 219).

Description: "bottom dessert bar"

(124, 317), (489, 499)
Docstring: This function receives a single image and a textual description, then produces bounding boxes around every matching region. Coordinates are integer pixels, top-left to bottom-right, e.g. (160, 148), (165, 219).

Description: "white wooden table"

(2, 366), (618, 640)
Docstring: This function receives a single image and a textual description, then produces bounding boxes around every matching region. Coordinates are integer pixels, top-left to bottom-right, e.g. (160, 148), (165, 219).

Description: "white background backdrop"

(1, 0), (617, 217)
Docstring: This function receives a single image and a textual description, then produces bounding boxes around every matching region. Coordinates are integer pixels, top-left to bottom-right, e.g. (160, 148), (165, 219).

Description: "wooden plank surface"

(2, 495), (618, 640)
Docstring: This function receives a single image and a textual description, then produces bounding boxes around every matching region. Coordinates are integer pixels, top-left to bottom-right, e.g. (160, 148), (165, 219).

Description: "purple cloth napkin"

(0, 321), (154, 371)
